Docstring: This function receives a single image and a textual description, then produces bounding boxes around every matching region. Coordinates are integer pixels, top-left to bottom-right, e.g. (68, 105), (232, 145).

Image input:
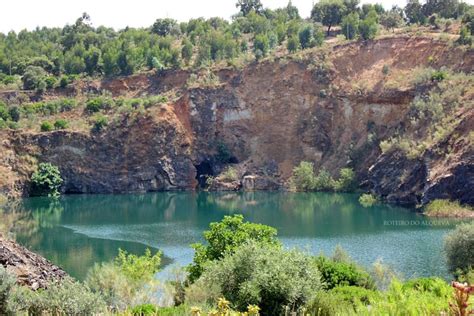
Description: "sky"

(1, 0), (473, 34)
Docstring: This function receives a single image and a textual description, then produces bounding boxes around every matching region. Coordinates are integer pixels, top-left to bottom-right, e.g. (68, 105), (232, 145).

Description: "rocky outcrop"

(0, 234), (67, 289)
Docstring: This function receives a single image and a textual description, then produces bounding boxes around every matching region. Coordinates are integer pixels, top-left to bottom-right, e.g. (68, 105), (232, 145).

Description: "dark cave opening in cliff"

(195, 161), (214, 189)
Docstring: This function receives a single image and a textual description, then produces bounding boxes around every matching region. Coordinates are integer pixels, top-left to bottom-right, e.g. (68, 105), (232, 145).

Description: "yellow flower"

(247, 304), (260, 315)
(191, 306), (202, 316)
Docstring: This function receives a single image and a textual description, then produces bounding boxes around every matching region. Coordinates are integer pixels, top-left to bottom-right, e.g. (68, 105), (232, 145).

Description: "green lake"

(5, 192), (465, 280)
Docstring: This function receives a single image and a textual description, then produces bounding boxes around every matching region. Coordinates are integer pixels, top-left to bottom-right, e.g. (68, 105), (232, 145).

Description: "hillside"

(0, 34), (472, 207)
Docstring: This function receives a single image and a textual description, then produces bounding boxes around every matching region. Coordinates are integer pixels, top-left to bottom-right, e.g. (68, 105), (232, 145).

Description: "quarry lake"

(10, 192), (464, 280)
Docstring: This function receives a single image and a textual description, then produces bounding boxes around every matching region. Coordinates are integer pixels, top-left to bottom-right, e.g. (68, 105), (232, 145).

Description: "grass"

(424, 199), (474, 218)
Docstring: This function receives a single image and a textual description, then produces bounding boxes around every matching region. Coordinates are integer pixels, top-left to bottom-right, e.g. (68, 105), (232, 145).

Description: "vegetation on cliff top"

(0, 0), (472, 93)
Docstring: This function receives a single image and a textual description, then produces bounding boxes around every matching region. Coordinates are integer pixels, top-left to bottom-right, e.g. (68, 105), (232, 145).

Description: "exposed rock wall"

(1, 36), (472, 207)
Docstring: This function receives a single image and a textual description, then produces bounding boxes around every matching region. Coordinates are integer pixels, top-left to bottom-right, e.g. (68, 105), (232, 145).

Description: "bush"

(287, 35), (299, 53)
(359, 193), (378, 207)
(361, 279), (451, 315)
(86, 249), (161, 311)
(86, 97), (114, 113)
(198, 242), (322, 315)
(31, 162), (63, 197)
(8, 106), (20, 122)
(9, 278), (106, 315)
(333, 168), (356, 192)
(444, 222), (474, 274)
(40, 121), (53, 132)
(0, 102), (9, 122)
(424, 199), (473, 217)
(53, 119), (68, 130)
(188, 214), (279, 283)
(92, 114), (108, 132)
(314, 255), (375, 290)
(22, 65), (47, 92)
(402, 277), (452, 298)
(218, 167), (238, 182)
(0, 266), (16, 315)
(291, 161), (316, 191)
(131, 303), (158, 315)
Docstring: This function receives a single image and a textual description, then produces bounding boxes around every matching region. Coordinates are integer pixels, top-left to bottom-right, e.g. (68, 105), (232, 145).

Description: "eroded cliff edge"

(1, 36), (473, 207)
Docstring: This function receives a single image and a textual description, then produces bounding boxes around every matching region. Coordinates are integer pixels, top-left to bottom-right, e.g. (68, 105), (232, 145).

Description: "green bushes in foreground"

(444, 222), (474, 276)
(290, 161), (356, 192)
(187, 214), (279, 282)
(2, 215), (473, 315)
(192, 241), (322, 315)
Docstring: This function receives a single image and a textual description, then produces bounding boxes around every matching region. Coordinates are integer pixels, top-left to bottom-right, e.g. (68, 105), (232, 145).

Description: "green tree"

(457, 25), (472, 45)
(31, 162), (63, 197)
(311, 0), (347, 35)
(236, 0), (263, 16)
(291, 161), (316, 191)
(253, 33), (269, 60)
(84, 47), (101, 75)
(151, 18), (179, 36)
(405, 0), (427, 24)
(181, 38), (193, 65)
(380, 10), (404, 31)
(287, 35), (300, 52)
(359, 10), (379, 40)
(187, 214), (279, 282)
(341, 12), (360, 39)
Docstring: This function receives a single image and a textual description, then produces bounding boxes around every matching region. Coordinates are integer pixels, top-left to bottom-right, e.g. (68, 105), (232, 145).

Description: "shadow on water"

(2, 191), (469, 280)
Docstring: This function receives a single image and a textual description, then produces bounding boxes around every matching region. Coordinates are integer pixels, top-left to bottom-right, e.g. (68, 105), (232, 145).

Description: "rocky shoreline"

(0, 234), (67, 289)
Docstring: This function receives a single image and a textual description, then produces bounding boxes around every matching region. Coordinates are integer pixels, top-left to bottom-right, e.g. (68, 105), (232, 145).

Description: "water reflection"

(1, 192), (469, 280)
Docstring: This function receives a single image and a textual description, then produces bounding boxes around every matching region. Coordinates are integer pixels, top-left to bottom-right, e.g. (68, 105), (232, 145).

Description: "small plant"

(449, 282), (474, 316)
(130, 303), (158, 315)
(92, 115), (108, 132)
(431, 70), (448, 82)
(359, 193), (378, 207)
(40, 121), (53, 132)
(382, 64), (390, 75)
(31, 162), (63, 197)
(53, 119), (68, 130)
(219, 167), (238, 182)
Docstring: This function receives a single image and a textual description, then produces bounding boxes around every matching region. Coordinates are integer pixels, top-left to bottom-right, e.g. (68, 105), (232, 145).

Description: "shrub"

(361, 279), (451, 315)
(8, 106), (20, 122)
(0, 266), (16, 315)
(424, 199), (473, 217)
(31, 162), (63, 197)
(188, 214), (279, 283)
(287, 35), (299, 53)
(22, 65), (47, 92)
(115, 248), (161, 283)
(86, 249), (162, 311)
(44, 76), (57, 89)
(314, 255), (375, 290)
(40, 121), (53, 132)
(92, 114), (108, 132)
(359, 193), (378, 207)
(86, 97), (114, 113)
(291, 161), (315, 191)
(431, 70), (448, 82)
(131, 303), (158, 315)
(313, 169), (337, 191)
(0, 102), (9, 122)
(53, 119), (68, 130)
(444, 222), (474, 274)
(9, 278), (106, 315)
(306, 290), (354, 316)
(333, 168), (356, 192)
(402, 277), (452, 298)
(198, 242), (322, 315)
(218, 167), (238, 182)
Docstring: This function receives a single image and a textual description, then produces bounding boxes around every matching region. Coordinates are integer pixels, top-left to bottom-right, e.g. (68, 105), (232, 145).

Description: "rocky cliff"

(0, 36), (473, 207)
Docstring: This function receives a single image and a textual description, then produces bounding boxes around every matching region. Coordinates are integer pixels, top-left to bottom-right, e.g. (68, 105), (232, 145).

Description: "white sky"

(1, 0), (473, 34)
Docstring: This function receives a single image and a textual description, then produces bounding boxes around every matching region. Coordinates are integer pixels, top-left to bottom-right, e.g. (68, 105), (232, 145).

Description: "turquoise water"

(7, 192), (463, 280)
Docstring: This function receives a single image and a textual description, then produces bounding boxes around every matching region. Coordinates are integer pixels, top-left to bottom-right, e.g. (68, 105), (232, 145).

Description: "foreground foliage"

(188, 214), (279, 282)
